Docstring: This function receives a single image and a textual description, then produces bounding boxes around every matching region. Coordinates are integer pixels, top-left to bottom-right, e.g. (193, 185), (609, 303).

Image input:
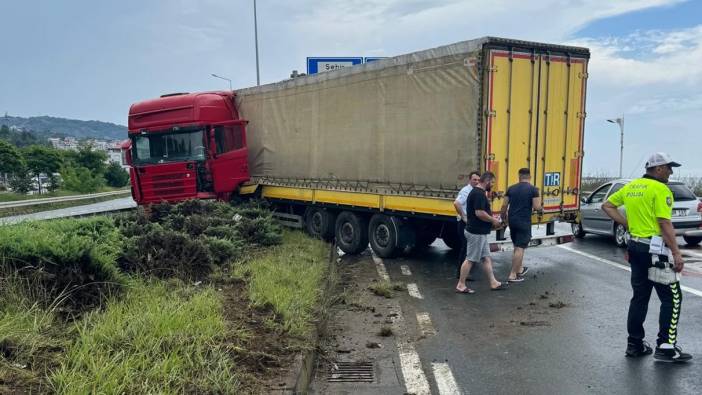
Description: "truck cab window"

(214, 125), (244, 154)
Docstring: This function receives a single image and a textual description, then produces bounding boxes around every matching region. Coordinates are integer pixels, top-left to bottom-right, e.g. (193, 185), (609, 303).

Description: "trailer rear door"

(484, 47), (588, 221)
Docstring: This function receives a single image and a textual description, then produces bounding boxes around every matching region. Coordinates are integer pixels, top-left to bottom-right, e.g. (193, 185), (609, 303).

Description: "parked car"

(572, 179), (702, 247)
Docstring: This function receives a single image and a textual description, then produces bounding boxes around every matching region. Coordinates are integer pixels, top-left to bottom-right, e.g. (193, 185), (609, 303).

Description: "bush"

(104, 162), (130, 188)
(8, 169), (33, 194)
(61, 165), (105, 193)
(116, 199), (282, 278)
(202, 236), (243, 265)
(119, 225), (213, 279)
(0, 217), (125, 310)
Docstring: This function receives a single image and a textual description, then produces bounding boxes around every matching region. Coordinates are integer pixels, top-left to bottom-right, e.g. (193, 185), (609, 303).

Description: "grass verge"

(50, 279), (241, 394)
(234, 230), (329, 340)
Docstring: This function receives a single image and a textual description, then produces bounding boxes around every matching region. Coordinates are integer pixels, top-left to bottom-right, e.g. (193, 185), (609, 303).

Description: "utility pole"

(254, 0), (261, 86)
(607, 116), (625, 178)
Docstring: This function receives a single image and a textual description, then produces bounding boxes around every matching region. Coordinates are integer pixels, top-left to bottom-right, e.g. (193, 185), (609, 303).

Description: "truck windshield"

(132, 128), (206, 164)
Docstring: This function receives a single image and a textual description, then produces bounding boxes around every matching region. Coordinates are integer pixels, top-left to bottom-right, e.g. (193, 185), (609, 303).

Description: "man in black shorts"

(500, 168), (541, 282)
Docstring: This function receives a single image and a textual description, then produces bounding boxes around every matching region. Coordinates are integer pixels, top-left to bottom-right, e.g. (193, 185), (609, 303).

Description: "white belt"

(630, 236), (651, 244)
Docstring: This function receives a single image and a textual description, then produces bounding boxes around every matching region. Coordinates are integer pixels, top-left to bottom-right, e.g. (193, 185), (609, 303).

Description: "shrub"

(104, 162), (130, 188)
(119, 225), (213, 279)
(61, 165), (105, 193)
(202, 236), (243, 265)
(0, 217), (125, 310)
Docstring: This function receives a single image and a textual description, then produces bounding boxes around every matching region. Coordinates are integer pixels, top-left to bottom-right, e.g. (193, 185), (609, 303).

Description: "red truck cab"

(125, 91), (249, 204)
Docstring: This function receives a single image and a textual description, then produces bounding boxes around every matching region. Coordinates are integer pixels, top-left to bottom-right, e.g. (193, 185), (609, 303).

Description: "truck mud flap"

(489, 234), (575, 253)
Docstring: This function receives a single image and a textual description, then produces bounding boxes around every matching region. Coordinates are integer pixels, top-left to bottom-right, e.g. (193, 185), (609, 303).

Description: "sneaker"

(625, 341), (652, 358)
(654, 344), (692, 363)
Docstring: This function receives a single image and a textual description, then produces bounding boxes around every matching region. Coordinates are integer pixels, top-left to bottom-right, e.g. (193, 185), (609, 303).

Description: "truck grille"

(147, 172), (193, 198)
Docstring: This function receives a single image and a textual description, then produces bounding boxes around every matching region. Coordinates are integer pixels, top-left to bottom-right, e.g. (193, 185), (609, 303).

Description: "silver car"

(572, 179), (702, 247)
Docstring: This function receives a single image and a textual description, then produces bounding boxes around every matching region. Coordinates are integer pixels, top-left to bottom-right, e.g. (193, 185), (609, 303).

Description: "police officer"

(602, 152), (692, 362)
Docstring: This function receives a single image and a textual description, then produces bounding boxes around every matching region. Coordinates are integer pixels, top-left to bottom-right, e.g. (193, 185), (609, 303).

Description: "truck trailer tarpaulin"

(236, 37), (589, 216)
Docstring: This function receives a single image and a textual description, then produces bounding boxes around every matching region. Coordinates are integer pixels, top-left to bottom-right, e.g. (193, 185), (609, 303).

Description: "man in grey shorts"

(455, 172), (509, 293)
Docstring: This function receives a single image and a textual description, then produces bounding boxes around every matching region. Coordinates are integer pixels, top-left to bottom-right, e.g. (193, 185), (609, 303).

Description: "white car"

(572, 179), (702, 247)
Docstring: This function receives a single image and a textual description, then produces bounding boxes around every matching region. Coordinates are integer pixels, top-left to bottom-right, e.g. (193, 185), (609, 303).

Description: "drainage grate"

(327, 361), (374, 383)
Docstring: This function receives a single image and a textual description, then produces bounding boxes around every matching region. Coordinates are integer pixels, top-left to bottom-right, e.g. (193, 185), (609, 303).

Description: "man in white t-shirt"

(453, 171), (481, 278)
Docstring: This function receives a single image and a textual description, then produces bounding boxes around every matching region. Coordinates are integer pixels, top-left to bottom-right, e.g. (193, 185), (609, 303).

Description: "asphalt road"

(335, 225), (702, 394)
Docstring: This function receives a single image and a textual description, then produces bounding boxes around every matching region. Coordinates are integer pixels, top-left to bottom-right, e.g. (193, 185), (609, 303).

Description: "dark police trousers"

(456, 220), (466, 276)
(627, 240), (682, 346)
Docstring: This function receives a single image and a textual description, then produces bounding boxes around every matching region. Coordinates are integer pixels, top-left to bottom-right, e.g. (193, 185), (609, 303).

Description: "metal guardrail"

(0, 197), (137, 226)
(0, 190), (131, 209)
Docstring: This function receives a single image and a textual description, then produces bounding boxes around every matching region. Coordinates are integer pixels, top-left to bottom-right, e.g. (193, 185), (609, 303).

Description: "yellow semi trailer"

(236, 37), (589, 257)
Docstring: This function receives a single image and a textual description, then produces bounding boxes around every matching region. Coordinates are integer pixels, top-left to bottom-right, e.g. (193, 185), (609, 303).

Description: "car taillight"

(697, 201), (702, 213)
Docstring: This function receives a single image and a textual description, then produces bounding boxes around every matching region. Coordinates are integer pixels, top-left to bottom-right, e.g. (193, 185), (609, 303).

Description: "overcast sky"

(0, 0), (700, 176)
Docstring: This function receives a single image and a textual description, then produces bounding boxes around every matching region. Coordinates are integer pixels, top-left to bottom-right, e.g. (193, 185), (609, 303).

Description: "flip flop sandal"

(519, 267), (530, 276)
(491, 283), (509, 291)
(455, 287), (475, 294)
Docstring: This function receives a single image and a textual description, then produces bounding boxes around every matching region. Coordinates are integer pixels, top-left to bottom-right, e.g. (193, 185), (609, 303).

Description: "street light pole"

(607, 116), (625, 178)
(211, 73), (232, 90)
(254, 0), (261, 86)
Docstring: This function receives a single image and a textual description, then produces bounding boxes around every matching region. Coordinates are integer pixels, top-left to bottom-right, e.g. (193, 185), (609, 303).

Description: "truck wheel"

(335, 211), (369, 255)
(683, 235), (702, 246)
(305, 207), (335, 241)
(440, 222), (461, 250)
(369, 214), (400, 258)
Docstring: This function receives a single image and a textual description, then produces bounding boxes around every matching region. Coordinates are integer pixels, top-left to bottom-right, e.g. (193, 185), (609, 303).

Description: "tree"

(104, 162), (130, 188)
(22, 145), (63, 194)
(61, 166), (104, 193)
(8, 169), (33, 194)
(0, 140), (25, 186)
(75, 144), (108, 176)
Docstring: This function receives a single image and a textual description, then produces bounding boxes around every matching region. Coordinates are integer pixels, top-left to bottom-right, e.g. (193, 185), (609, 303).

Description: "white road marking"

(416, 312), (436, 337)
(682, 249), (702, 260)
(370, 252), (390, 281)
(407, 283), (424, 299)
(558, 245), (702, 298)
(401, 265), (412, 276)
(397, 342), (431, 395)
(432, 362), (461, 395)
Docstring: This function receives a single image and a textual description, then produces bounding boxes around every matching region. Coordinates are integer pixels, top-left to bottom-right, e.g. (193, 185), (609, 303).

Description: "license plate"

(672, 209), (688, 217)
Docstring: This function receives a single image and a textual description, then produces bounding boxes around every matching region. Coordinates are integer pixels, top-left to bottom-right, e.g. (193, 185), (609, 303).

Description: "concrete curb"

(289, 241), (339, 394)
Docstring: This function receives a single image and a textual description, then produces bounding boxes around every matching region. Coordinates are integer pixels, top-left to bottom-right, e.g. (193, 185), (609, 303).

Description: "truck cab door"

(209, 122), (250, 194)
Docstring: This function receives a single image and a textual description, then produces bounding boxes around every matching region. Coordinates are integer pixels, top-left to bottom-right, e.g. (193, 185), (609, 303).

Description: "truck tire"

(683, 235), (702, 246)
(335, 211), (369, 255)
(369, 214), (400, 258)
(440, 222), (461, 250)
(304, 207), (335, 241)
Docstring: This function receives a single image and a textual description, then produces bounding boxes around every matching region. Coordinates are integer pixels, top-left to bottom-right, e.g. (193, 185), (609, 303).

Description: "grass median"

(0, 201), (331, 393)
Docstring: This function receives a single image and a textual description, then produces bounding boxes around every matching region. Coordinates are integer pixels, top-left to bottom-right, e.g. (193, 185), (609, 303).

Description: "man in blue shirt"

(500, 168), (541, 282)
